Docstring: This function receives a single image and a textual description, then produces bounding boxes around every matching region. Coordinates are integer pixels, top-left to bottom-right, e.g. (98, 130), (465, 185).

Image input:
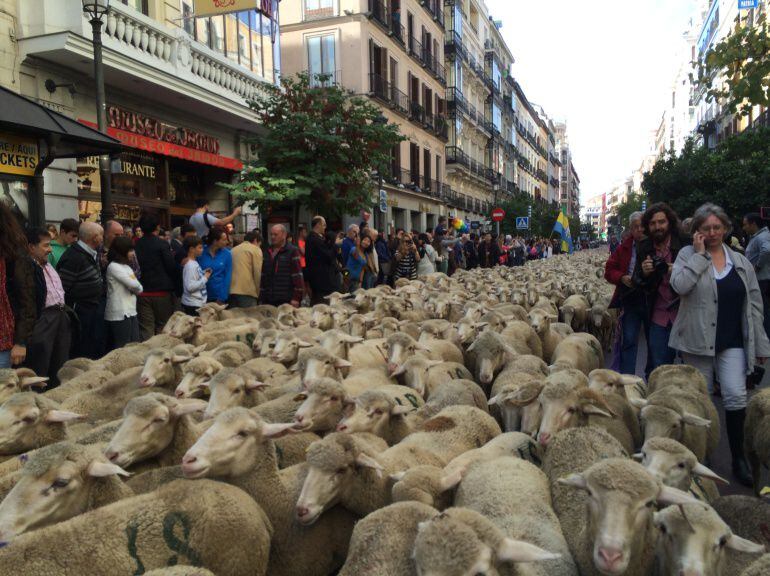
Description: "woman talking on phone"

(393, 234), (420, 281)
(197, 226), (232, 305)
(669, 203), (770, 486)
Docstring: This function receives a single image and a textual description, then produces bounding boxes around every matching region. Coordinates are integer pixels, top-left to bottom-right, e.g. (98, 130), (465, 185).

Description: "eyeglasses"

(699, 225), (724, 234)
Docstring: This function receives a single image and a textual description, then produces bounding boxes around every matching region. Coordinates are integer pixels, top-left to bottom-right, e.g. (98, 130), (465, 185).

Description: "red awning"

(78, 119), (243, 171)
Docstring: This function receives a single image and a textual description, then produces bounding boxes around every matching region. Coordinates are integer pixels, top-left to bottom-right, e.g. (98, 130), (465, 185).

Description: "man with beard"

(632, 203), (688, 377)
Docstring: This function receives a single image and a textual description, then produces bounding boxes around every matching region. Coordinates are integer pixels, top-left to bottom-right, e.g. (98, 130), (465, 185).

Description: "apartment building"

(553, 121), (580, 217)
(282, 0), (479, 232)
(1, 0), (280, 226)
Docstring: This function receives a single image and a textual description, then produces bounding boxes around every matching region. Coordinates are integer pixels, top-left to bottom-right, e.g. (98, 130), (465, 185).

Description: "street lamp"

(82, 0), (113, 224)
(372, 113), (388, 232)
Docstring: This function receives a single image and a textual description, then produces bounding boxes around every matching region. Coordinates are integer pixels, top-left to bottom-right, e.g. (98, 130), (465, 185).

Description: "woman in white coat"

(105, 236), (143, 348)
(416, 233), (437, 277)
(669, 203), (770, 486)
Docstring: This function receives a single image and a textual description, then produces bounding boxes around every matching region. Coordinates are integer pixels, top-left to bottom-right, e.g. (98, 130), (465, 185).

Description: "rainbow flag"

(552, 210), (573, 254)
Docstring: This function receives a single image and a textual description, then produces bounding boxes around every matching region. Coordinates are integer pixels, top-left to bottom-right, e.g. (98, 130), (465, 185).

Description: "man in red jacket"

(604, 211), (646, 375)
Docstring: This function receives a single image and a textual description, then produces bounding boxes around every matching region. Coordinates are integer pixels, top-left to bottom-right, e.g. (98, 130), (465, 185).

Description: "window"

(410, 143), (420, 185)
(423, 149), (431, 189)
(307, 34), (336, 85)
(305, 0), (335, 20)
(182, 1), (194, 35)
(122, 0), (148, 15)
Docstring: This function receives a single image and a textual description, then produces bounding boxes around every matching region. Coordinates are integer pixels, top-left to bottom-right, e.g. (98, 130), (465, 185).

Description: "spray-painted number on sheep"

(235, 333), (257, 348)
(126, 511), (202, 574)
(394, 394), (421, 408)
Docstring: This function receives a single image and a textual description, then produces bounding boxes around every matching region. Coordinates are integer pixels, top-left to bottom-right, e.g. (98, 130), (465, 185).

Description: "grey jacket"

(745, 226), (770, 282)
(669, 244), (770, 373)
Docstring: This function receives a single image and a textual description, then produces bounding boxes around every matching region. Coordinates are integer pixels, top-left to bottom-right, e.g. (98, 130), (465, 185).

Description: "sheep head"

(336, 390), (412, 436)
(0, 393), (84, 455)
(104, 393), (207, 468)
(634, 401), (711, 446)
(634, 437), (727, 492)
(537, 384), (613, 447)
(0, 442), (128, 544)
(653, 503), (765, 576)
(270, 333), (313, 366)
(175, 356), (223, 399)
(0, 368), (48, 404)
(182, 407), (299, 479)
(558, 458), (699, 576)
(204, 368), (269, 419)
(293, 378), (348, 433)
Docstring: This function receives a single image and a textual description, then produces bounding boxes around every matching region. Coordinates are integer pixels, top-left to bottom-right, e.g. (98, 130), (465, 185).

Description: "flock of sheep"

(0, 249), (769, 576)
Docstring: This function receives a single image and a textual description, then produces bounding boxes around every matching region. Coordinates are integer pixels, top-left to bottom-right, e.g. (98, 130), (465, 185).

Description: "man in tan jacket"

(229, 230), (263, 308)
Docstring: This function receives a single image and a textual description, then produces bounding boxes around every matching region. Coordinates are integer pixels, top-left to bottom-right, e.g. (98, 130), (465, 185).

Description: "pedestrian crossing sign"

(516, 217), (529, 230)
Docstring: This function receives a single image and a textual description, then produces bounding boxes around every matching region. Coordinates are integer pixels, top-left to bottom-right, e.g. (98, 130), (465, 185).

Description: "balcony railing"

(444, 29), (466, 61)
(420, 0), (445, 28)
(383, 168), (446, 200)
(369, 73), (447, 138)
(446, 87), (468, 115)
(392, 14), (406, 45)
(369, 0), (389, 30)
(306, 70), (342, 88)
(446, 146), (494, 183)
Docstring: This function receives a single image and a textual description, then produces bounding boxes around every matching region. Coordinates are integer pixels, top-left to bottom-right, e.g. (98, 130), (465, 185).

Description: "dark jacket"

(464, 240), (478, 269)
(305, 232), (339, 296)
(605, 235), (643, 308)
(478, 241), (500, 268)
(261, 243), (304, 305)
(374, 237), (390, 264)
(57, 242), (104, 307)
(632, 233), (689, 315)
(6, 256), (42, 346)
(134, 235), (177, 293)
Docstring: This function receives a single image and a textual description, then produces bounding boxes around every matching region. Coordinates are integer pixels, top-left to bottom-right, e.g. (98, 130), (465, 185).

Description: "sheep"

(560, 293), (590, 331)
(744, 387), (770, 495)
(56, 356), (97, 383)
(203, 367), (271, 419)
(0, 442), (132, 541)
(44, 368), (114, 402)
(500, 319), (544, 358)
(0, 368), (48, 404)
(544, 427), (698, 576)
(451, 457), (577, 576)
(588, 303), (616, 351)
(181, 408), (355, 576)
(528, 307), (567, 363)
(309, 304), (336, 330)
(711, 495), (770, 572)
(139, 347), (196, 389)
(390, 465), (455, 510)
(203, 340), (252, 367)
(740, 555), (770, 576)
(467, 330), (518, 387)
(58, 366), (148, 424)
(384, 332), (463, 376)
(294, 346), (352, 386)
(412, 506), (562, 576)
(292, 378), (352, 433)
(144, 568), (215, 576)
(295, 406), (501, 524)
(0, 479), (273, 576)
(391, 356), (473, 398)
(635, 437), (727, 502)
(653, 502), (765, 576)
(0, 393), (85, 458)
(103, 393), (208, 470)
(174, 355), (223, 399)
(254, 327), (280, 356)
(633, 385), (720, 462)
(549, 332), (604, 375)
(587, 368), (648, 416)
(334, 388), (425, 444)
(648, 363), (710, 396)
(338, 501), (439, 576)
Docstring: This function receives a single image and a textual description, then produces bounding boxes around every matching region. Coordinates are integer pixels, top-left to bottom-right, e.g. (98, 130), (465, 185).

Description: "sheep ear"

(582, 404), (613, 418)
(629, 398), (649, 409)
(725, 534), (766, 554)
(557, 473), (587, 491)
(334, 358), (352, 369)
(390, 364), (406, 377)
(657, 485), (699, 506)
(439, 469), (463, 492)
(246, 380), (269, 391)
(355, 453), (384, 477)
(171, 354), (191, 364)
(45, 410), (86, 423)
(426, 360), (443, 368)
(20, 376), (49, 389)
(389, 470), (407, 482)
(488, 394), (502, 406)
(340, 335), (364, 344)
(691, 463), (729, 485)
(296, 340), (314, 349)
(390, 404), (412, 416)
(497, 538), (561, 563)
(192, 345), (207, 357)
(473, 321), (489, 329)
(170, 399), (208, 417)
(415, 342), (431, 352)
(288, 363), (300, 372)
(681, 412), (711, 428)
(632, 452), (644, 461)
(262, 422), (301, 439)
(88, 460), (131, 478)
(293, 393), (308, 402)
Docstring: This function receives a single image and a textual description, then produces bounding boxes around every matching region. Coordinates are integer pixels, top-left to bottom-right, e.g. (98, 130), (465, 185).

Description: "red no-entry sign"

(491, 207), (505, 222)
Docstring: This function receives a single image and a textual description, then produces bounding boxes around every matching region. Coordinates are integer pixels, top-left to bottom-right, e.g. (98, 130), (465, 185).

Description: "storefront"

(0, 85), (122, 225)
(77, 105), (243, 229)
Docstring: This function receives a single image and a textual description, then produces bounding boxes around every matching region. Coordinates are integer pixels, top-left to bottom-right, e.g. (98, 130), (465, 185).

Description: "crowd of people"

(604, 201), (770, 486)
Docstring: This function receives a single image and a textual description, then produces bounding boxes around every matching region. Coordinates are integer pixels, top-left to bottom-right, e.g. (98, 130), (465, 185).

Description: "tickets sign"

(0, 133), (38, 177)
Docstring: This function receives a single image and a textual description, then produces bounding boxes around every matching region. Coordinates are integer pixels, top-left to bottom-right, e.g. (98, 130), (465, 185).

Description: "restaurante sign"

(107, 106), (220, 155)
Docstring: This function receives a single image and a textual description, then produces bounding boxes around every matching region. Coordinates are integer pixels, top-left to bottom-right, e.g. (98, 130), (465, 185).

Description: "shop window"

(307, 34), (336, 85)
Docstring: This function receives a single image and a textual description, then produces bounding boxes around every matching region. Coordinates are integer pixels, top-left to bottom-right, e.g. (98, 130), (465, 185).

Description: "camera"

(651, 255), (668, 275)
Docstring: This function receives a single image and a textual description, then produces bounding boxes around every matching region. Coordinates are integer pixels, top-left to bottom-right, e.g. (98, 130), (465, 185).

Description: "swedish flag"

(552, 210), (573, 254)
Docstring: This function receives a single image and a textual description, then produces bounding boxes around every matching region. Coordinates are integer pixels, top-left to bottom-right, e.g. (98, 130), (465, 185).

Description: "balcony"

(383, 168), (446, 201)
(17, 0), (274, 126)
(446, 87), (469, 115)
(444, 29), (467, 61)
(446, 146), (493, 183)
(369, 73), (447, 139)
(306, 70), (342, 88)
(305, 6), (336, 21)
(369, 0), (390, 30)
(420, 0), (445, 29)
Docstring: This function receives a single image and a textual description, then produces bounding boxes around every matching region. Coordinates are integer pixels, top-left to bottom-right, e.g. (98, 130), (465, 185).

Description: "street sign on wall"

(470, 220), (480, 230)
(738, 0), (759, 10)
(516, 217), (530, 230)
(491, 207), (505, 222)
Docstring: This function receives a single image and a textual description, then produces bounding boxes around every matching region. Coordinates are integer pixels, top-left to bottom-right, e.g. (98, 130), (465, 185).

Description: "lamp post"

(372, 113), (388, 233)
(82, 0), (113, 224)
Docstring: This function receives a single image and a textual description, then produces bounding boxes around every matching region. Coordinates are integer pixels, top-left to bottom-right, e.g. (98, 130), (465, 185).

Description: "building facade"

(0, 0), (280, 227)
(553, 121), (579, 218)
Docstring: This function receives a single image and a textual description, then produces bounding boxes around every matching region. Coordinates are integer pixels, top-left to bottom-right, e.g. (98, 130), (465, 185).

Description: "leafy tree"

(615, 192), (647, 227)
(225, 73), (405, 218)
(694, 13), (770, 117)
(643, 127), (770, 222)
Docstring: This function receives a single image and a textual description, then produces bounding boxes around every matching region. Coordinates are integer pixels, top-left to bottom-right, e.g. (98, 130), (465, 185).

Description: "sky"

(485, 0), (699, 203)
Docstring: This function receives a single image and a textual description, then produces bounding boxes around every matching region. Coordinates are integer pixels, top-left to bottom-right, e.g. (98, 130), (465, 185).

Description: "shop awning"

(0, 85), (122, 158)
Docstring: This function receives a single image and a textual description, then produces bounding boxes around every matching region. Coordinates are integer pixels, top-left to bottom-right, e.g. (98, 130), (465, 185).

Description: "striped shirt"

(395, 252), (417, 280)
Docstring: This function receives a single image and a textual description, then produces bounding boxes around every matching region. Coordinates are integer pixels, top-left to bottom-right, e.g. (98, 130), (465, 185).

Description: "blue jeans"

(647, 323), (677, 377)
(0, 350), (10, 368)
(619, 302), (648, 376)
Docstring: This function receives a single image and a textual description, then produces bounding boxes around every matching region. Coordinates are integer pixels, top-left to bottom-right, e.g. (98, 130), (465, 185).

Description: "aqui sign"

(0, 133), (38, 177)
(516, 217), (529, 230)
